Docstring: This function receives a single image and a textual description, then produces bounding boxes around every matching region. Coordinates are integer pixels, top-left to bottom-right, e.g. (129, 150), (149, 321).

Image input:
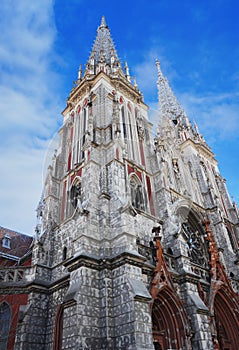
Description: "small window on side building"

(2, 234), (11, 249)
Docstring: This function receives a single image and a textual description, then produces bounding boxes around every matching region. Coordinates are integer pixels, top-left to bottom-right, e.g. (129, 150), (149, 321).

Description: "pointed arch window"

(181, 211), (209, 267)
(0, 302), (11, 350)
(62, 247), (67, 261)
(121, 106), (127, 141)
(128, 111), (135, 160)
(130, 176), (145, 211)
(67, 179), (82, 217)
(73, 104), (82, 165)
(81, 108), (87, 159)
(226, 224), (237, 253)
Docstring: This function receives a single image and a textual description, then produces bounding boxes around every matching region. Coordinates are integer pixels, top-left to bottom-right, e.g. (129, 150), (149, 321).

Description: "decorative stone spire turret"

(125, 61), (131, 82)
(99, 15), (107, 28)
(77, 64), (82, 80)
(156, 59), (190, 128)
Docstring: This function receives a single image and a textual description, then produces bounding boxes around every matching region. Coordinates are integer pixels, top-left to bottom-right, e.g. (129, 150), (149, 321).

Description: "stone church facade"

(1, 17), (239, 350)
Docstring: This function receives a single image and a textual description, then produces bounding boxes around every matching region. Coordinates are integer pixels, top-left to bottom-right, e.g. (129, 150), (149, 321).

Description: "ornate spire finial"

(155, 59), (160, 72)
(99, 16), (107, 29)
(155, 59), (163, 80)
(78, 64), (82, 80)
(125, 61), (131, 82)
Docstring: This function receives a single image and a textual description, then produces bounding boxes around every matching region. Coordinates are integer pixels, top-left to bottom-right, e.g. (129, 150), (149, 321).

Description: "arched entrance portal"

(152, 288), (190, 350)
(214, 290), (239, 350)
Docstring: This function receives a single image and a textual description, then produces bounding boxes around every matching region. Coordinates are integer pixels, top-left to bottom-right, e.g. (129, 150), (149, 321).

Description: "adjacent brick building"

(0, 227), (32, 350)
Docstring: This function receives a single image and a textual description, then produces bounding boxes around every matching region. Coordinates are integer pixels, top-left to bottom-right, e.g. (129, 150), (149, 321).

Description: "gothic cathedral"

(1, 17), (239, 350)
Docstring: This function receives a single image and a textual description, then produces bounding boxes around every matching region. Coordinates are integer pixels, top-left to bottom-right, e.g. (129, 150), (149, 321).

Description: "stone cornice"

(62, 71), (147, 116)
(0, 272), (70, 295)
(180, 138), (216, 163)
(64, 249), (147, 273)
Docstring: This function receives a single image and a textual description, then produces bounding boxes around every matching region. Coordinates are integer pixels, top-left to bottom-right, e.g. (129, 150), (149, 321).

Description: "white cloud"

(0, 1), (62, 234)
(0, 146), (46, 235)
(133, 47), (178, 100)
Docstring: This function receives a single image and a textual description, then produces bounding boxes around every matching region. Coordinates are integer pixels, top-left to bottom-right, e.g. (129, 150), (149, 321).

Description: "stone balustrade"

(0, 266), (32, 284)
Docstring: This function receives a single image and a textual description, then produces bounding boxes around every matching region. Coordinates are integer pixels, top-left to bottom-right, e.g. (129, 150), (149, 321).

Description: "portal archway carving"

(152, 287), (191, 350)
(213, 288), (239, 350)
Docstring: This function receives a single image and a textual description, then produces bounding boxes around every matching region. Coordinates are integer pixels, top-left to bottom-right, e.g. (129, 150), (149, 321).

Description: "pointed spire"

(194, 120), (200, 135)
(133, 78), (138, 88)
(156, 59), (189, 126)
(156, 59), (163, 81)
(85, 16), (121, 77)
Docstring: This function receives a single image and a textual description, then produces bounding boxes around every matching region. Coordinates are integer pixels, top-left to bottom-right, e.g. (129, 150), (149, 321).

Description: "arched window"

(62, 247), (67, 261)
(0, 302), (11, 350)
(130, 176), (145, 211)
(121, 106), (127, 141)
(226, 224), (237, 253)
(128, 111), (135, 160)
(181, 211), (208, 267)
(67, 180), (81, 218)
(81, 108), (87, 159)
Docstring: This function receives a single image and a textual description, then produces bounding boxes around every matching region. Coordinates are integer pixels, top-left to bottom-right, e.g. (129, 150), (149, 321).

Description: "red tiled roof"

(0, 226), (33, 259)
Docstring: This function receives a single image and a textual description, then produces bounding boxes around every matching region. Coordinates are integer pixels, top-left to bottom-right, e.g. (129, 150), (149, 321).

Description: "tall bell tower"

(18, 16), (160, 350)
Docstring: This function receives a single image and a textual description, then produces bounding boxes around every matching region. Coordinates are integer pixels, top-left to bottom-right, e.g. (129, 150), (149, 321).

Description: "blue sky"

(0, 0), (238, 235)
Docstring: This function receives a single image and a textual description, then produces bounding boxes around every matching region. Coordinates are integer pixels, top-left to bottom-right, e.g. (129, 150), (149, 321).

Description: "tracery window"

(181, 214), (208, 267)
(130, 176), (145, 211)
(0, 302), (11, 350)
